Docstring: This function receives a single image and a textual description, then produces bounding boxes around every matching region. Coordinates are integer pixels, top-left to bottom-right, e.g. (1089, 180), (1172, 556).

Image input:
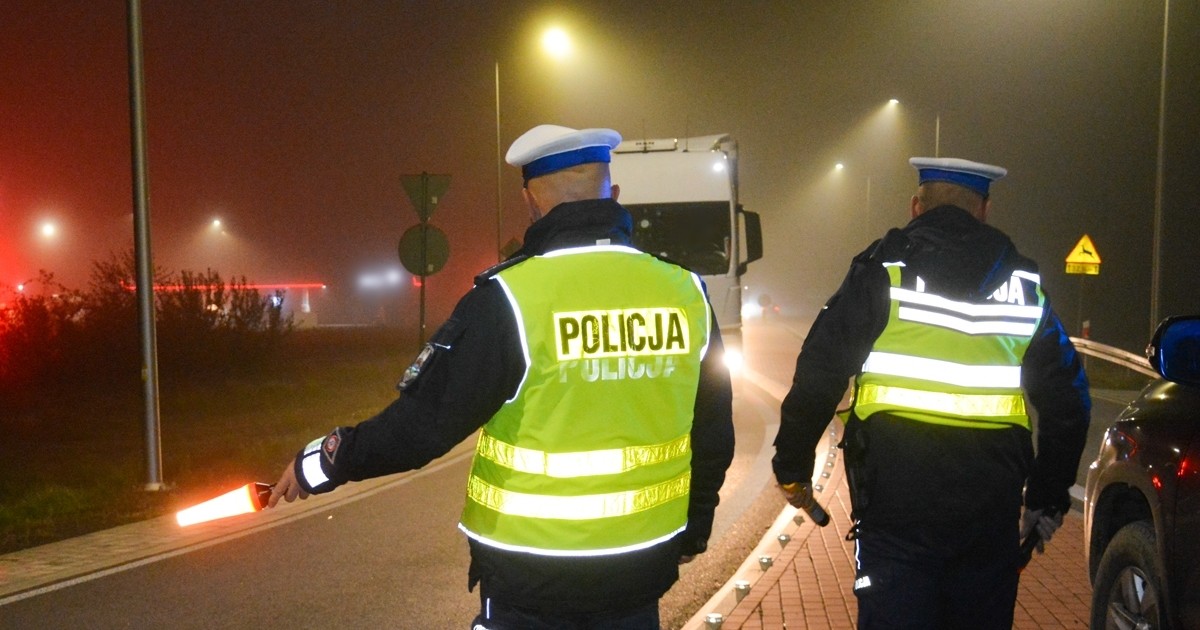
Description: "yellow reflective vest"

(459, 245), (712, 556)
(851, 262), (1046, 430)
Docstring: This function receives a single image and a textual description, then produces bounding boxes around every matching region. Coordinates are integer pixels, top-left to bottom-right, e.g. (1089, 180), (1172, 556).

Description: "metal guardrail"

(1069, 337), (1158, 378)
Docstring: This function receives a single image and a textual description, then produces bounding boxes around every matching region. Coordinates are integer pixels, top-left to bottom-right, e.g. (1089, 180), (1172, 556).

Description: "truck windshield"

(626, 202), (731, 275)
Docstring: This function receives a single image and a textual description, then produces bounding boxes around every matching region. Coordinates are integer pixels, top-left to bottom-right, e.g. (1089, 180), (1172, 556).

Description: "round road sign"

(398, 224), (450, 276)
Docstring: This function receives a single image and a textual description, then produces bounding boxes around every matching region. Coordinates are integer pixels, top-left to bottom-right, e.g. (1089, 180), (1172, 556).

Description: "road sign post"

(400, 172), (451, 346)
(1065, 235), (1102, 337)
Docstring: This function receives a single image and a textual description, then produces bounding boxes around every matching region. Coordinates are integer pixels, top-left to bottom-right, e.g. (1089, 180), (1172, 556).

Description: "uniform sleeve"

(678, 310), (735, 556)
(1021, 307), (1092, 513)
(772, 258), (890, 484)
(294, 281), (523, 493)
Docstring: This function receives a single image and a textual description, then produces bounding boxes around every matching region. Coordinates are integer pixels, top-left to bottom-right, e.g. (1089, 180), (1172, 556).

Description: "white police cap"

(506, 124), (622, 184)
(909, 157), (1007, 197)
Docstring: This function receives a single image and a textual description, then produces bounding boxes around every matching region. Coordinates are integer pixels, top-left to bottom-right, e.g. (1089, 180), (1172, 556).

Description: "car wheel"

(1090, 520), (1167, 630)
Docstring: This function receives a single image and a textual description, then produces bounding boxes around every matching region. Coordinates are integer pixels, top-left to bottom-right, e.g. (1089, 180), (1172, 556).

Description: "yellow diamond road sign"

(1065, 234), (1100, 275)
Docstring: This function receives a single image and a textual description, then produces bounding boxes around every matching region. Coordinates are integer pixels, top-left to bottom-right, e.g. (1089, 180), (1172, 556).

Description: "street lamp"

(494, 26), (574, 262)
(542, 27), (572, 60)
(832, 163), (873, 244)
(1149, 0), (1170, 334)
(494, 60), (502, 263)
(890, 98), (941, 157)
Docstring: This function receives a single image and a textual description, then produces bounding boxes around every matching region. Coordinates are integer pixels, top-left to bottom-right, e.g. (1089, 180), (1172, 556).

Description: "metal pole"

(419, 173), (429, 347)
(865, 175), (872, 243)
(934, 114), (941, 157)
(127, 0), (164, 491)
(495, 61), (503, 263)
(1150, 0), (1170, 335)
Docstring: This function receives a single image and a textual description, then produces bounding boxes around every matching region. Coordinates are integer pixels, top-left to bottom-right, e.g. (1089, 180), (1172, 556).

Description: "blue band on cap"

(522, 146), (612, 183)
(918, 168), (991, 196)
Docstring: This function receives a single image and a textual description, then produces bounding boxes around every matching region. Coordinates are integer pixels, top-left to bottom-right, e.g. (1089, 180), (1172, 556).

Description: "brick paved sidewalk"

(687, 456), (1094, 629)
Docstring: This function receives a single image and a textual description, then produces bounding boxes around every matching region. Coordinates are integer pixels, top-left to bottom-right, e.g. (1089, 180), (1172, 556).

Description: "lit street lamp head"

(541, 27), (572, 60)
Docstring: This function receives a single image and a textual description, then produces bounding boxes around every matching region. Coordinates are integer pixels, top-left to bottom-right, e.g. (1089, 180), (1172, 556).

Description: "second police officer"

(772, 157), (1091, 629)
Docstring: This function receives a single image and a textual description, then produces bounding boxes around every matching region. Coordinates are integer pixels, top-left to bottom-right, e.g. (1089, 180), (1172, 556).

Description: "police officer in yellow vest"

(772, 157), (1090, 629)
(270, 124), (735, 629)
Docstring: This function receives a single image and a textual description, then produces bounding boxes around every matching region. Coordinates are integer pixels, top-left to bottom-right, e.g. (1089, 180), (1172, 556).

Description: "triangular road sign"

(1065, 234), (1101, 264)
(401, 173), (451, 222)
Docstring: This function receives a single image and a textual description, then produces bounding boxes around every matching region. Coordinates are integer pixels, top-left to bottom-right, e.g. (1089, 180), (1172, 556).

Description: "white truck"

(610, 134), (762, 370)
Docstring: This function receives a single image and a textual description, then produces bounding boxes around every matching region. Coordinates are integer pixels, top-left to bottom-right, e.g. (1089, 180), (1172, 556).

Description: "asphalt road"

(0, 317), (1140, 629)
(0, 333), (790, 629)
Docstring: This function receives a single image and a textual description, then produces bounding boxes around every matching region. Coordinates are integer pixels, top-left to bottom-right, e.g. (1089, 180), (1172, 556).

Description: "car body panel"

(1085, 315), (1200, 629)
(1175, 426), (1200, 628)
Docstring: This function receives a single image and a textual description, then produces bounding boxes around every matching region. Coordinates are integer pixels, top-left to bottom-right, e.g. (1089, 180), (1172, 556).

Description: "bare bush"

(0, 250), (293, 416)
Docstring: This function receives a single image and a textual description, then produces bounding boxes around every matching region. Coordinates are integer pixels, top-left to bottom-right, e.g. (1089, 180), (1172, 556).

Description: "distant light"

(211, 219), (222, 229)
(834, 163), (845, 171)
(359, 268), (405, 291)
(723, 349), (744, 374)
(888, 98), (900, 105)
(122, 281), (327, 292)
(40, 222), (56, 238)
(16, 284), (24, 292)
(542, 27), (572, 59)
(712, 161), (726, 173)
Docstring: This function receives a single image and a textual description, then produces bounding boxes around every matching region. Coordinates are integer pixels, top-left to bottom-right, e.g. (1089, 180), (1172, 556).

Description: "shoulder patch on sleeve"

(398, 343), (436, 391)
(396, 316), (467, 392)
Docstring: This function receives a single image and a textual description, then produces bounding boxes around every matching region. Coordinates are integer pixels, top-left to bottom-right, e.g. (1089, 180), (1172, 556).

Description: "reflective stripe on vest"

(466, 471), (691, 520)
(475, 431), (690, 478)
(459, 244), (708, 555)
(856, 383), (1027, 421)
(861, 352), (1022, 388)
(892, 288), (1043, 336)
(853, 262), (1043, 430)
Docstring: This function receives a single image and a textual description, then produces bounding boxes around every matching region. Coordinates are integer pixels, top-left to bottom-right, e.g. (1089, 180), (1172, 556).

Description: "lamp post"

(833, 163), (873, 245)
(494, 27), (574, 262)
(494, 61), (502, 263)
(865, 174), (872, 241)
(890, 98), (940, 157)
(1149, 0), (1170, 334)
(127, 0), (164, 492)
(934, 113), (941, 157)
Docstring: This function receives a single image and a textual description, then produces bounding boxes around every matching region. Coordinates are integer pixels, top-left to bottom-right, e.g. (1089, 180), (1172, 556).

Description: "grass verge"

(0, 326), (419, 555)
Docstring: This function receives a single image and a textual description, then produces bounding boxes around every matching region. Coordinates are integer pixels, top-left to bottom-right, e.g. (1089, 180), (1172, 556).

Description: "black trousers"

(851, 520), (1021, 630)
(470, 592), (660, 630)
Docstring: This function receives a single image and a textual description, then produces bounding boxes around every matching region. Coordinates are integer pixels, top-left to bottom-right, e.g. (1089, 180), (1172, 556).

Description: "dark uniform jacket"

(307, 198), (735, 613)
(772, 205), (1090, 552)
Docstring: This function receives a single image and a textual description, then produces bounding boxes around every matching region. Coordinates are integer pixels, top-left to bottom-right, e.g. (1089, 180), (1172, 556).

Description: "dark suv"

(1085, 315), (1200, 629)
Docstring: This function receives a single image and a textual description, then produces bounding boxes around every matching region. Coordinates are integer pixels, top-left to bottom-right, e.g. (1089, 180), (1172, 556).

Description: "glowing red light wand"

(176, 483), (274, 527)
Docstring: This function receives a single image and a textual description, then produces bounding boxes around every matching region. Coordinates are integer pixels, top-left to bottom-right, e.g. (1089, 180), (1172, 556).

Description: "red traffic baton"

(176, 483), (275, 527)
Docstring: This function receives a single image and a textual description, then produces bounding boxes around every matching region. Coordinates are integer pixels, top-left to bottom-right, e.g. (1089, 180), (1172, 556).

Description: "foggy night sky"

(2, 1), (1197, 351)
